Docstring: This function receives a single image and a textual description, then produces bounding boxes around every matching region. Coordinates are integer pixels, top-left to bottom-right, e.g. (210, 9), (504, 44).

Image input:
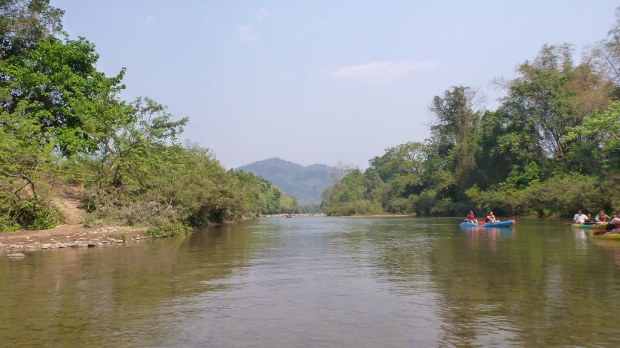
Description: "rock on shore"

(0, 225), (148, 255)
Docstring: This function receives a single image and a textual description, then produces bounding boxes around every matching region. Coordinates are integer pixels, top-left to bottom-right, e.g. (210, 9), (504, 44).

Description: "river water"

(1, 217), (619, 347)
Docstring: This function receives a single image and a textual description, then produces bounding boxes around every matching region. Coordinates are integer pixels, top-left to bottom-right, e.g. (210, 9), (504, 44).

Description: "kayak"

(460, 220), (514, 228)
(571, 223), (607, 231)
(590, 231), (620, 241)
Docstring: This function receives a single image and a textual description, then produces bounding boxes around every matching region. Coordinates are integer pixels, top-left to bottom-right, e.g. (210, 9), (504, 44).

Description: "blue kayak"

(460, 220), (514, 228)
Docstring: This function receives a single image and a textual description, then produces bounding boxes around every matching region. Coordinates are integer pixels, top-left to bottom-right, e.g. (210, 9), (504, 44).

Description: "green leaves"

(566, 100), (620, 171)
(1, 12), (288, 231)
(324, 41), (618, 217)
(0, 0), (64, 58)
(3, 36), (127, 157)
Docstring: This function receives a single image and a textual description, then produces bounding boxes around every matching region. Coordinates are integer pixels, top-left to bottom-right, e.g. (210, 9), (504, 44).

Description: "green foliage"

(505, 161), (542, 189)
(500, 44), (612, 164)
(0, 101), (62, 230)
(520, 175), (605, 217)
(83, 140), (298, 230)
(0, 6), (300, 232)
(145, 223), (190, 238)
(566, 100), (620, 171)
(232, 169), (300, 215)
(428, 86), (481, 197)
(323, 36), (619, 218)
(322, 168), (383, 215)
(3, 36), (127, 157)
(3, 1), (619, 229)
(0, 0), (64, 58)
(6, 196), (63, 230)
(468, 175), (610, 217)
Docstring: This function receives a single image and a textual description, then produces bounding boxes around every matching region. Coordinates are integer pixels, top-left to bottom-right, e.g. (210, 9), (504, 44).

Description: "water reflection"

(0, 224), (259, 346)
(429, 219), (620, 346)
(591, 239), (620, 267)
(0, 217), (619, 347)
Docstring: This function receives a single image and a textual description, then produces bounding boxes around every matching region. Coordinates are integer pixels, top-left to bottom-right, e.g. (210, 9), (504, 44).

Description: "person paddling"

(573, 210), (588, 224)
(465, 210), (478, 224)
(485, 211), (498, 223)
(606, 212), (620, 232)
(595, 210), (610, 223)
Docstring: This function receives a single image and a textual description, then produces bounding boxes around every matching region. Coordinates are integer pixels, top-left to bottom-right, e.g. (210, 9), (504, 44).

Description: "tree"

(2, 36), (128, 157)
(428, 86), (482, 198)
(590, 7), (620, 86)
(0, 0), (64, 58)
(501, 44), (613, 165)
(368, 142), (427, 212)
(322, 168), (382, 216)
(567, 100), (620, 172)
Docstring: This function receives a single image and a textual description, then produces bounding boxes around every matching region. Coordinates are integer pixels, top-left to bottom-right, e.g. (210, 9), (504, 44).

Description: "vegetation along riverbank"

(3, 2), (620, 239)
(0, 1), (299, 240)
(322, 11), (620, 218)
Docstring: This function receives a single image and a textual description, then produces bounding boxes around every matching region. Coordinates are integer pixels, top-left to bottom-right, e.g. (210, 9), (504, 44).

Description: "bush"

(13, 198), (63, 230)
(471, 174), (610, 217)
(145, 223), (191, 238)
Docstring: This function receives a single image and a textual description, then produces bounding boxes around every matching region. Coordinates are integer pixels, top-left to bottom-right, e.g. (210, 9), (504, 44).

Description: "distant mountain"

(237, 158), (344, 205)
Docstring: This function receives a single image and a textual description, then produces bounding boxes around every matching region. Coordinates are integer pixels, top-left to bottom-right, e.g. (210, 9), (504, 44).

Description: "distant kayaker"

(573, 210), (589, 224)
(465, 210), (478, 224)
(485, 211), (498, 223)
(595, 210), (610, 223)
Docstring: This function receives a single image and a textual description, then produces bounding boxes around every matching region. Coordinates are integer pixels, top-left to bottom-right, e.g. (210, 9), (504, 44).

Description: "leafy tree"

(0, 1), (302, 232)
(323, 19), (619, 218)
(475, 110), (530, 188)
(322, 168), (382, 216)
(0, 0), (64, 58)
(428, 86), (482, 198)
(503, 45), (576, 160)
(0, 35), (131, 229)
(367, 142), (427, 212)
(566, 100), (620, 172)
(2, 36), (127, 157)
(500, 45), (612, 165)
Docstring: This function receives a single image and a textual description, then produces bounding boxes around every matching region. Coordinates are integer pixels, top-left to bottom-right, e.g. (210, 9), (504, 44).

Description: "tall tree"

(501, 44), (613, 165)
(428, 86), (482, 197)
(591, 7), (620, 87)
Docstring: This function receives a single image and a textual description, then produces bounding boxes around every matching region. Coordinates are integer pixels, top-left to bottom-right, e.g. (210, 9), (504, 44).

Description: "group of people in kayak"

(574, 209), (620, 231)
(465, 210), (498, 224)
(465, 208), (620, 231)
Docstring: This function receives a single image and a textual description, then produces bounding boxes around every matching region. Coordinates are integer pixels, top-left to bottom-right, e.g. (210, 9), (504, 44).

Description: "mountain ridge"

(237, 158), (344, 206)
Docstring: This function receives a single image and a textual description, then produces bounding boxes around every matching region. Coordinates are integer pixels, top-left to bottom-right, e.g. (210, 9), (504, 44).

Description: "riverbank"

(0, 224), (148, 255)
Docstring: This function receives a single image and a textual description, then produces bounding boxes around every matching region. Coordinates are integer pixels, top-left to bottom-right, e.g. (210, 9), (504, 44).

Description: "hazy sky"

(52, 0), (618, 169)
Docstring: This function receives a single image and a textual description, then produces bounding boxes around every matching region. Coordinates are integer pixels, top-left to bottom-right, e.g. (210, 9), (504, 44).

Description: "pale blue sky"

(52, 0), (618, 169)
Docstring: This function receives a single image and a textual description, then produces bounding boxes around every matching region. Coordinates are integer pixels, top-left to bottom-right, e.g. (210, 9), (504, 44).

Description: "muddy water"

(1, 217), (619, 347)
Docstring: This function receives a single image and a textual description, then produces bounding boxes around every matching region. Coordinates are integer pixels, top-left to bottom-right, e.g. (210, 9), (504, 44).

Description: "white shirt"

(573, 213), (588, 224)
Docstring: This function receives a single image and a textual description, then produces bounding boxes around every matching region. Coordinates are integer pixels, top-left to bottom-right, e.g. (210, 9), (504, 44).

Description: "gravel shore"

(0, 224), (148, 255)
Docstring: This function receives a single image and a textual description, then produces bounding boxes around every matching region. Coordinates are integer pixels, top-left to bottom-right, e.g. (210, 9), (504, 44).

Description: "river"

(1, 217), (619, 347)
